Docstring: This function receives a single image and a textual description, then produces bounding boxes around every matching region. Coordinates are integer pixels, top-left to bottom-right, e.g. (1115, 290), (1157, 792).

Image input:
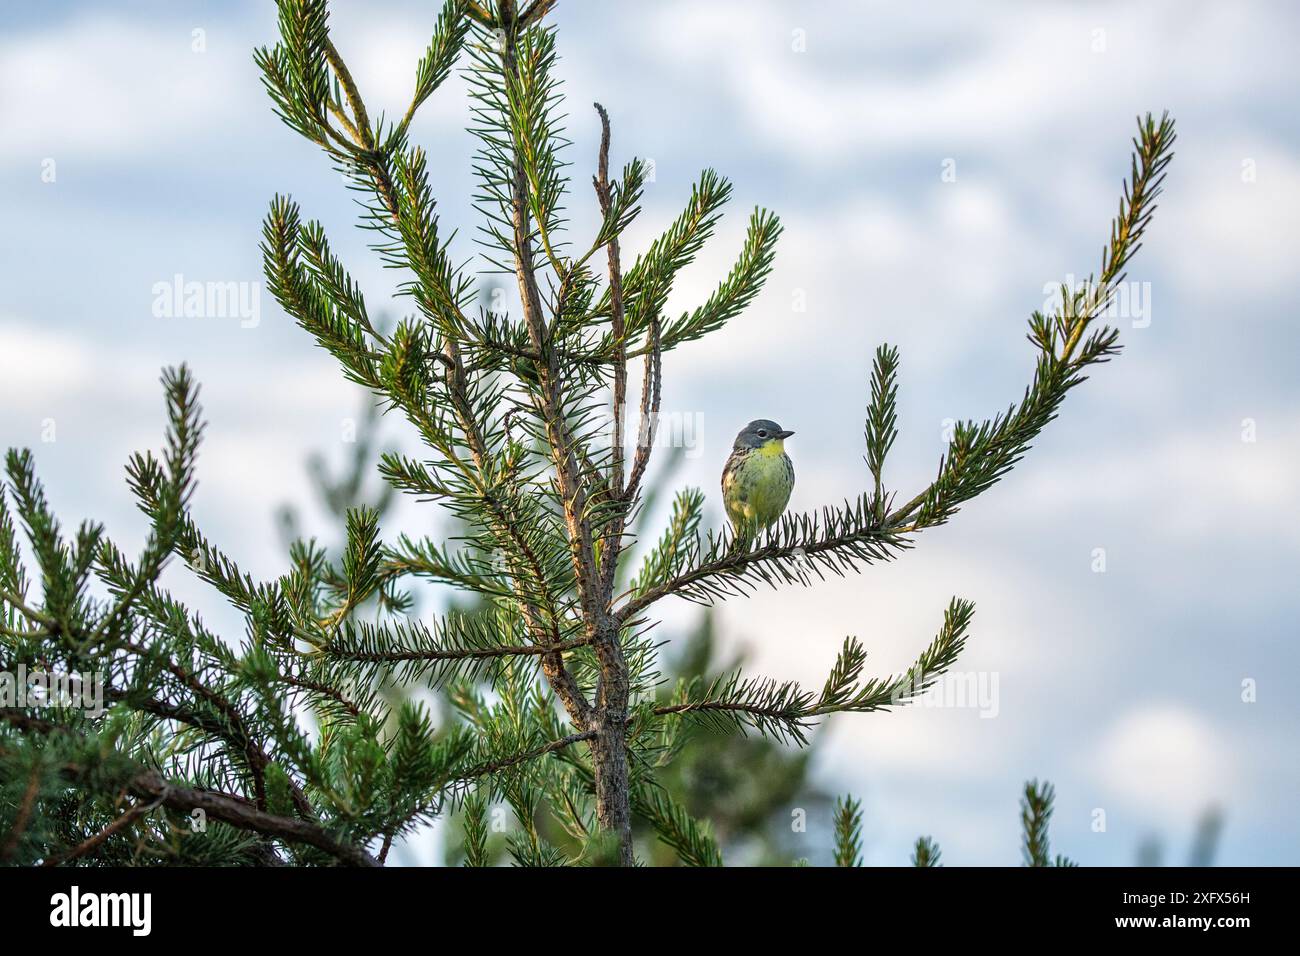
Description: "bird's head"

(733, 419), (794, 453)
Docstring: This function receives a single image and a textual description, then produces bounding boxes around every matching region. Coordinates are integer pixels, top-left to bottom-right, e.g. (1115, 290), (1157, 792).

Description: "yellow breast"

(725, 440), (794, 528)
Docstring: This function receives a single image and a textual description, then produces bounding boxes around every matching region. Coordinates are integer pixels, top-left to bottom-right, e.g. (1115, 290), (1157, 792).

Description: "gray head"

(732, 419), (794, 451)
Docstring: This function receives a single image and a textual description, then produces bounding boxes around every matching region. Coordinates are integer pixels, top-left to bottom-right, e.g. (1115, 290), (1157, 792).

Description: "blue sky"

(1, 0), (1297, 865)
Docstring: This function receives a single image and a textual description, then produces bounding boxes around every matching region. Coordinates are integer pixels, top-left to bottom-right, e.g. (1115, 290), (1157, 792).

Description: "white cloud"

(1089, 705), (1236, 818)
(1014, 420), (1300, 548)
(657, 179), (1040, 392)
(0, 6), (473, 170)
(638, 0), (1298, 166)
(0, 317), (358, 420)
(1153, 142), (1300, 302)
(0, 16), (245, 165)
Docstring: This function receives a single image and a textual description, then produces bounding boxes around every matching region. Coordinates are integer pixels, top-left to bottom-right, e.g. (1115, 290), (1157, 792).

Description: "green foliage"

(632, 784), (723, 868)
(1022, 779), (1061, 868)
(1, 0), (1174, 866)
(833, 796), (864, 867)
(636, 614), (830, 866)
(831, 779), (1086, 866)
(865, 345), (899, 508)
(656, 598), (973, 746)
(912, 835), (942, 867)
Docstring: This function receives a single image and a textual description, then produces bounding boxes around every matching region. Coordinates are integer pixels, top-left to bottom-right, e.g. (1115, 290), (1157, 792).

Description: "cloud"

(1153, 142), (1300, 303)
(1089, 704), (1236, 818)
(0, 16), (245, 165)
(0, 4), (472, 173)
(636, 0), (1300, 167)
(0, 314), (369, 575)
(656, 178), (1039, 395)
(0, 316), (357, 420)
(1012, 420), (1300, 548)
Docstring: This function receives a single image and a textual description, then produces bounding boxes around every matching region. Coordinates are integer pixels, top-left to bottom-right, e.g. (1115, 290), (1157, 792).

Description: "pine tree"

(277, 371), (829, 864)
(0, 0), (1174, 866)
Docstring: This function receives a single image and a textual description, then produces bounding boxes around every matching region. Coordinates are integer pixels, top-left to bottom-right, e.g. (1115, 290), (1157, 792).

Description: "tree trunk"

(590, 713), (633, 866)
(590, 622), (633, 865)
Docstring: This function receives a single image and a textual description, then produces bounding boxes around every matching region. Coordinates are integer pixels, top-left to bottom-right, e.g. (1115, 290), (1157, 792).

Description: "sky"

(1, 0), (1297, 866)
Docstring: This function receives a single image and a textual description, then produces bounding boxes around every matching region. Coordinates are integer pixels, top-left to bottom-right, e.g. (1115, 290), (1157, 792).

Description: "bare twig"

(324, 39), (374, 148)
(593, 101), (631, 599)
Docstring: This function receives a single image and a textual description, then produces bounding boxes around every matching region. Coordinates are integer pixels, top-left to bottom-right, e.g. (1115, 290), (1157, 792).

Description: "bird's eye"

(757, 430), (768, 438)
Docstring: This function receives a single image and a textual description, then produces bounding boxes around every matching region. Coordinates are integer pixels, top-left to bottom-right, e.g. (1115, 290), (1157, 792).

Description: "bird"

(721, 419), (795, 535)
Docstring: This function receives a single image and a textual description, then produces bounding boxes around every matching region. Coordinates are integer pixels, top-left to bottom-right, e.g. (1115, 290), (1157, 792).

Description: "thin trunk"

(590, 623), (633, 865)
(590, 714), (633, 866)
(499, 3), (635, 865)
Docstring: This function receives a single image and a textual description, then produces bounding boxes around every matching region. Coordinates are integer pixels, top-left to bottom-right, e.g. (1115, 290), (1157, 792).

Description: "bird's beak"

(776, 429), (795, 439)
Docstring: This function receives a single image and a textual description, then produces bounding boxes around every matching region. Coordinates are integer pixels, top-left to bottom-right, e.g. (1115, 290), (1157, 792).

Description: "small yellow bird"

(721, 419), (795, 534)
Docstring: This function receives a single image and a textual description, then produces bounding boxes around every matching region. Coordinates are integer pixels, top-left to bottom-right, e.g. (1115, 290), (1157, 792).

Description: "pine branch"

(0, 487), (30, 604)
(592, 101), (630, 595)
(629, 488), (705, 597)
(833, 795), (864, 867)
(460, 792), (490, 866)
(652, 599), (973, 745)
(865, 344), (899, 507)
(451, 729), (595, 789)
(41, 796), (164, 868)
(4, 450), (76, 623)
(1, 710), (377, 867)
(402, 1), (473, 136)
(615, 115), (1175, 623)
(888, 113), (1176, 533)
(1021, 778), (1055, 867)
(912, 835), (942, 867)
(617, 496), (910, 622)
(591, 168), (731, 329)
(0, 761), (40, 864)
(632, 783), (723, 867)
(322, 611), (592, 689)
(655, 206), (782, 354)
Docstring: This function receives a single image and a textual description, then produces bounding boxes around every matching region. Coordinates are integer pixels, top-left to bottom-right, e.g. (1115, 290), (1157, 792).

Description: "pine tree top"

(1, 0), (1174, 867)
